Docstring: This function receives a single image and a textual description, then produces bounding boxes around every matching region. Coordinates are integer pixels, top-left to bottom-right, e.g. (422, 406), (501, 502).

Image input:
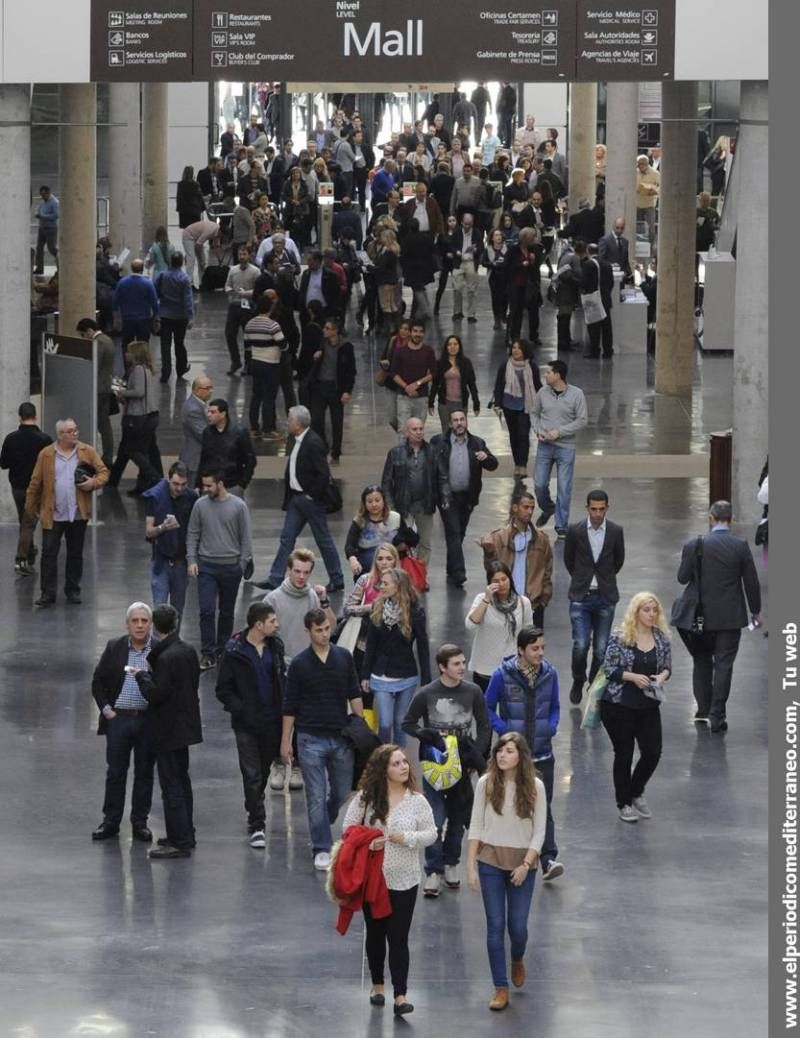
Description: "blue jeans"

(423, 779), (469, 875)
(197, 560), (242, 657)
(151, 558), (188, 620)
(296, 730), (354, 854)
(533, 442), (576, 530)
(102, 714), (155, 828)
(268, 492), (343, 587)
(535, 755), (558, 867)
(569, 592), (616, 684)
(370, 676), (417, 746)
(478, 861), (536, 988)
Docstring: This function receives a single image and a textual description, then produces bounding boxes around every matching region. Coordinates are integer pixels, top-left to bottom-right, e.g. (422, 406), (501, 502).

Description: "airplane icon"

(641, 49), (657, 64)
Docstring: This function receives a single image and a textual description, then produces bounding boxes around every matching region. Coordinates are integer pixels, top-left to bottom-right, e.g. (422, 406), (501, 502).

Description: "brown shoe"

(489, 987), (509, 1011)
(511, 960), (526, 988)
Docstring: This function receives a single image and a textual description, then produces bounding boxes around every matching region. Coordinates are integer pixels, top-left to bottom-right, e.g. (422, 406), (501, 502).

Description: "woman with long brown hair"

(342, 744), (436, 1015)
(361, 568), (431, 746)
(466, 731), (545, 1011)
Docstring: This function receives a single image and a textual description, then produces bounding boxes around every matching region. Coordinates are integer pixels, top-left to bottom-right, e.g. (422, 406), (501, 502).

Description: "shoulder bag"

(670, 536), (705, 649)
(581, 259), (607, 325)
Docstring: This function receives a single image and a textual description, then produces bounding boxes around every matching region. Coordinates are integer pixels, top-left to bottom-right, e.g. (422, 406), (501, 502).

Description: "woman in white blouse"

(467, 731), (545, 1011)
(466, 562), (533, 690)
(343, 744), (436, 1017)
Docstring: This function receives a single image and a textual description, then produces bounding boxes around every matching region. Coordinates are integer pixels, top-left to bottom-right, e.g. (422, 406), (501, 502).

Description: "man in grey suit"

(179, 376), (213, 487)
(598, 217), (633, 279)
(676, 500), (762, 732)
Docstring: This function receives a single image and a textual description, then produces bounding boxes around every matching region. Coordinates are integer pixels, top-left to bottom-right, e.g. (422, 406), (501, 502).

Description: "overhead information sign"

(194, 0), (576, 80)
(88, 0), (683, 81)
(576, 0), (675, 79)
(91, 0), (194, 80)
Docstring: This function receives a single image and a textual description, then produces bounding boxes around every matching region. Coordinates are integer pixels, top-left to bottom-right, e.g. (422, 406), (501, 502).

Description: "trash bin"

(709, 430), (733, 504)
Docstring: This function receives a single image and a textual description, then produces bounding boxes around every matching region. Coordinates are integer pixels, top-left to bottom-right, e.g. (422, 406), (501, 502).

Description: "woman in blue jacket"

(484, 626), (564, 882)
(600, 592), (671, 823)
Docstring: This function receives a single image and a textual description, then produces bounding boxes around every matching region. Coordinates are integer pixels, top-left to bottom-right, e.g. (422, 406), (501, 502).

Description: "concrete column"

(142, 83), (168, 248)
(0, 86), (32, 521)
(567, 82), (597, 207)
(604, 81), (639, 236)
(59, 84), (97, 338)
(108, 83), (141, 267)
(654, 81), (697, 396)
(732, 81), (768, 520)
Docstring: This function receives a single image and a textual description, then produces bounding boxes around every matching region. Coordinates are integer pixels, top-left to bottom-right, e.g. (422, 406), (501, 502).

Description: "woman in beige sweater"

(467, 731), (545, 1011)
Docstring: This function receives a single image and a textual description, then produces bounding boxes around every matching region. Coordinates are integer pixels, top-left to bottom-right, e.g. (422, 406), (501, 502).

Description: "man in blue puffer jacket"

(484, 626), (564, 882)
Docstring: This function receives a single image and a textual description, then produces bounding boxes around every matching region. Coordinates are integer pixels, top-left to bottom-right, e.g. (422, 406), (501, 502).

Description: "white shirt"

(343, 790), (436, 891)
(587, 518), (607, 589)
(466, 592), (534, 676)
(289, 427), (309, 492)
(414, 200), (430, 232)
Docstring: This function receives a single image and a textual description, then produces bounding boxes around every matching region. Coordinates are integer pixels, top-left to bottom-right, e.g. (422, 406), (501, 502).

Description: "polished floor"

(0, 277), (767, 1036)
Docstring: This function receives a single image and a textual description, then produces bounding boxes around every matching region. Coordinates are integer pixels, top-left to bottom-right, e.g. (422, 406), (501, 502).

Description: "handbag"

(400, 554), (427, 593)
(581, 261), (606, 324)
(323, 477), (343, 515)
(334, 615), (362, 655)
(670, 536), (705, 633)
(421, 733), (462, 791)
(581, 671), (607, 730)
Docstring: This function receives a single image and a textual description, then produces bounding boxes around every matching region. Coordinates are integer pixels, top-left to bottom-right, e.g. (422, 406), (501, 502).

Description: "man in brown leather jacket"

(477, 487), (553, 626)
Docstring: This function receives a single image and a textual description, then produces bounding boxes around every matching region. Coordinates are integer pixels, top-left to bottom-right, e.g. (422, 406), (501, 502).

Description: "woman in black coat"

(434, 214), (459, 315)
(427, 334), (480, 434)
(488, 338), (542, 476)
(482, 228), (511, 330)
(176, 166), (205, 229)
(400, 218), (436, 323)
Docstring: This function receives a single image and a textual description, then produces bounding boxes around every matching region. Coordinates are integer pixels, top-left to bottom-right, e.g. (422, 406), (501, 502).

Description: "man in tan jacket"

(477, 487), (553, 626)
(636, 155), (660, 243)
(25, 417), (108, 607)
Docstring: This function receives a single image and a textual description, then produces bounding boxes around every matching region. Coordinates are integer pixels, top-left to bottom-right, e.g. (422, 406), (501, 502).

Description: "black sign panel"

(91, 0), (194, 80)
(576, 1), (675, 80)
(193, 0), (577, 81)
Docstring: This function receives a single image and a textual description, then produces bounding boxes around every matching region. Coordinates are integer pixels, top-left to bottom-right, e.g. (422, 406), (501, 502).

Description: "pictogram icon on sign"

(541, 50), (557, 65)
(108, 30), (125, 47)
(212, 32), (228, 46)
(542, 30), (558, 46)
(641, 49), (657, 64)
(212, 12), (228, 28)
(542, 11), (558, 26)
(642, 10), (658, 25)
(108, 50), (125, 66)
(212, 50), (228, 67)
(108, 11), (124, 28)
(642, 30), (658, 45)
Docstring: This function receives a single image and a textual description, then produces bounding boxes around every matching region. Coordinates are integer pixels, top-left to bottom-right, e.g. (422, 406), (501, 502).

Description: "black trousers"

(439, 490), (474, 585)
(353, 168), (369, 211)
(156, 746), (195, 849)
(249, 360), (282, 433)
(586, 320), (602, 357)
(234, 723), (282, 830)
(600, 701), (662, 808)
(310, 380), (344, 458)
(600, 314), (613, 355)
(434, 269), (451, 310)
(160, 318), (189, 377)
(678, 627), (742, 723)
(41, 519), (87, 597)
(503, 408), (531, 467)
(102, 713), (155, 828)
(488, 273), (509, 323)
(225, 304), (249, 369)
(109, 413), (163, 490)
(364, 885), (418, 998)
(507, 285), (540, 341)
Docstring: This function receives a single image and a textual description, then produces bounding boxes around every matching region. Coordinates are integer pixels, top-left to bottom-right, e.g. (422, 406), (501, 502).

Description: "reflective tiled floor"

(0, 281), (766, 1035)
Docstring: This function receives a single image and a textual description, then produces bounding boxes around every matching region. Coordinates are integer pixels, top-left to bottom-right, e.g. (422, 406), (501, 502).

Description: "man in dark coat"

(135, 605), (202, 858)
(216, 601), (287, 846)
(675, 500), (761, 732)
(431, 410), (499, 588)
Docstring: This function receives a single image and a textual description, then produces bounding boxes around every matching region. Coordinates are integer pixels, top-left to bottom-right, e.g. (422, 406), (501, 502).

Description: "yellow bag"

(421, 733), (462, 791)
(363, 708), (378, 734)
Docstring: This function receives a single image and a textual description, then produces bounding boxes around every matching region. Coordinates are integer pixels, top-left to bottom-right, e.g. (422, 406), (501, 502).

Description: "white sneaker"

(423, 873), (441, 897)
(269, 762), (287, 791)
(619, 805), (638, 823)
(314, 851), (331, 871)
(248, 830), (266, 848)
(288, 765), (304, 791)
(444, 864), (461, 888)
(632, 796), (652, 819)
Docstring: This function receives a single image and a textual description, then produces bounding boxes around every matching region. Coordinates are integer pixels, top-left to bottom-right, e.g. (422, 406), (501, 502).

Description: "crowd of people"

(11, 96), (751, 1017)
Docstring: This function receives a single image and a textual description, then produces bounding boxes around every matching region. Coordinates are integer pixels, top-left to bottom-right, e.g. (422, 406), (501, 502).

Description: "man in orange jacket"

(25, 416), (108, 607)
